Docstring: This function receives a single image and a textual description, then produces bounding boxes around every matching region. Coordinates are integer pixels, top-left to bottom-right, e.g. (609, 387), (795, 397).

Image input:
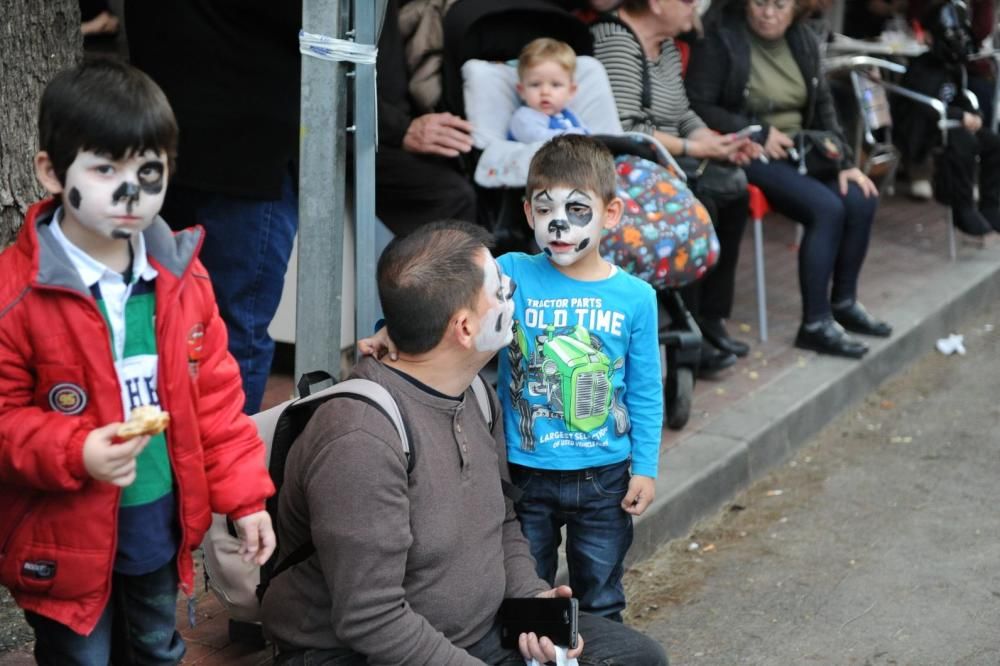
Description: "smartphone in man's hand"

(499, 597), (579, 649)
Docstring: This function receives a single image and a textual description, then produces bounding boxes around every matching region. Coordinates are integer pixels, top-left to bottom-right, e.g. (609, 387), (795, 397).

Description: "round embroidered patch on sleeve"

(48, 383), (88, 415)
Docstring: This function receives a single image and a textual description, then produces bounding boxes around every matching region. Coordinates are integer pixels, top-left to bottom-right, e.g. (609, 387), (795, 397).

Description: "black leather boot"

(699, 317), (750, 357)
(979, 208), (1000, 233)
(953, 206), (992, 236)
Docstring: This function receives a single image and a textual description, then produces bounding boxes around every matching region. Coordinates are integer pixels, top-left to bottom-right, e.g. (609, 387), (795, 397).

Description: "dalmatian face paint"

(527, 188), (601, 267)
(474, 253), (517, 352)
(61, 149), (167, 241)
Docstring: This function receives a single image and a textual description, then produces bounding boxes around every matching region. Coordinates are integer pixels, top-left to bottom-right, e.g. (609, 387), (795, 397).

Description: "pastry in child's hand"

(117, 406), (170, 439)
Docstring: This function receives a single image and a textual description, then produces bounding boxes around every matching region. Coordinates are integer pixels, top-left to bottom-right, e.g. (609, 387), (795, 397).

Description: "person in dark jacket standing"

(126, 1), (302, 414)
(893, 0), (1000, 236)
(688, 0), (891, 359)
(375, 0), (477, 236)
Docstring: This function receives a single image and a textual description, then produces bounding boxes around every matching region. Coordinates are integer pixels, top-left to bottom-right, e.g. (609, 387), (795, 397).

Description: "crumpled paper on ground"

(936, 333), (966, 356)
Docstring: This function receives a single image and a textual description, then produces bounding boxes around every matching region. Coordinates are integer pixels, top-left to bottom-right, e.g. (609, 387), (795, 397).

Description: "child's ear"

(34, 152), (63, 196)
(516, 82), (526, 98)
(569, 81), (578, 99)
(603, 197), (624, 230)
(523, 198), (536, 230)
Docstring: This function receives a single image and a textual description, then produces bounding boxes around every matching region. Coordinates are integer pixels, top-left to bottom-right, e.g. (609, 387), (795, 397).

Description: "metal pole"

(352, 0), (380, 354)
(297, 0), (349, 382)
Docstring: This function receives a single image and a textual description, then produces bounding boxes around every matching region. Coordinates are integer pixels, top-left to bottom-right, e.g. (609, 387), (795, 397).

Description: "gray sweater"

(260, 356), (548, 665)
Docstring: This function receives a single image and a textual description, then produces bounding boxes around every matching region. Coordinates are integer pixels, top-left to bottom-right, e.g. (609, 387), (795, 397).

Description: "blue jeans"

(275, 614), (668, 665)
(25, 559), (184, 666)
(745, 159), (878, 324)
(509, 459), (634, 622)
(161, 169), (298, 414)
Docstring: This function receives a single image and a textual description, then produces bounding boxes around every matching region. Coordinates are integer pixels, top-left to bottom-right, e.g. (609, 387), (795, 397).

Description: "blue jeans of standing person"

(509, 459), (634, 622)
(274, 613), (669, 665)
(745, 159), (879, 325)
(161, 168), (298, 414)
(24, 559), (184, 666)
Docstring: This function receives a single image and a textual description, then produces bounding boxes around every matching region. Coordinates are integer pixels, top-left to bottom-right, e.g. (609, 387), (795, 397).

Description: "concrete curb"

(626, 244), (1000, 568)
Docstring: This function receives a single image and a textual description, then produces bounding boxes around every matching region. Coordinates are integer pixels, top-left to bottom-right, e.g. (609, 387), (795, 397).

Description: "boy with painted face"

(500, 134), (662, 621)
(0, 58), (275, 664)
(508, 38), (591, 143)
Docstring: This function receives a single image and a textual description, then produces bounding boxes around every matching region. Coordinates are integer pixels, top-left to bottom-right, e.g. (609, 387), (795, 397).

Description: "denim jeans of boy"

(275, 614), (668, 665)
(160, 169), (298, 414)
(25, 559), (184, 666)
(509, 459), (634, 622)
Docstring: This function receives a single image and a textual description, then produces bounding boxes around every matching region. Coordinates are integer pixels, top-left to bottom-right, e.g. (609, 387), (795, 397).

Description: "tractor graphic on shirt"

(508, 323), (630, 452)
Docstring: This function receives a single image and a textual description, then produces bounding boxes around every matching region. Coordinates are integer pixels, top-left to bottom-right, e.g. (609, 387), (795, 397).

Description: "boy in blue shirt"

(361, 135), (662, 621)
(499, 135), (662, 622)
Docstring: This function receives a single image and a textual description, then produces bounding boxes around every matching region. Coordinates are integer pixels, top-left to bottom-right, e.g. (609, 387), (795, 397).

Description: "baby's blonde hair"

(517, 38), (577, 80)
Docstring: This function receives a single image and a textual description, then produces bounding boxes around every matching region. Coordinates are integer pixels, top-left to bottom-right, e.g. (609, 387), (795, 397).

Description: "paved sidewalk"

(2, 193), (998, 664)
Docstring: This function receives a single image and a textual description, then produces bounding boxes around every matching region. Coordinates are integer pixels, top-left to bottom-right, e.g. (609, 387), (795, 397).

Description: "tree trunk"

(0, 1), (81, 248)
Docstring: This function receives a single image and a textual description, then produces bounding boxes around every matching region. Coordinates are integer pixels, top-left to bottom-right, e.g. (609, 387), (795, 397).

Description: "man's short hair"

(377, 220), (494, 355)
(38, 57), (178, 185)
(526, 134), (617, 203)
(517, 38), (577, 80)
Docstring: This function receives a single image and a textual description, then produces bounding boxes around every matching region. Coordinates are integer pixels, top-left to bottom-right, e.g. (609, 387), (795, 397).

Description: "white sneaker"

(910, 179), (933, 200)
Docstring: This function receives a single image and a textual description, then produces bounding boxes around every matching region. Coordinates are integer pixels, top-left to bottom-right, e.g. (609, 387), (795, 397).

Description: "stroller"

(441, 0), (706, 429)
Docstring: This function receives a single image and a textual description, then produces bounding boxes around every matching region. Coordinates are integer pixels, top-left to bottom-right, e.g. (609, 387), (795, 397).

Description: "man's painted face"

(527, 187), (602, 267)
(475, 254), (517, 352)
(61, 149), (168, 241)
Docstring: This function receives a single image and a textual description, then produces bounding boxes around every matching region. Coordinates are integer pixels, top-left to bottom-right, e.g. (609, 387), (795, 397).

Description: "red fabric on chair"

(748, 184), (770, 219)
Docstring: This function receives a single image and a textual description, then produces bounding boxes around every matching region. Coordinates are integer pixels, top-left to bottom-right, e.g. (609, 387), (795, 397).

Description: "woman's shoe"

(699, 317), (750, 357)
(698, 342), (737, 378)
(832, 302), (892, 337)
(794, 319), (868, 359)
(953, 206), (992, 236)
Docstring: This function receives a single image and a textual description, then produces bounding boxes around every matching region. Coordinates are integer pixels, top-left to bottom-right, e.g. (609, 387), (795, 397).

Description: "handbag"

(601, 154), (720, 290)
(790, 130), (846, 181)
(675, 155), (748, 204)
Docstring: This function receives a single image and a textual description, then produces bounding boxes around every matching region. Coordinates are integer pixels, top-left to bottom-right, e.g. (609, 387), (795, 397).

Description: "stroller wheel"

(665, 367), (693, 430)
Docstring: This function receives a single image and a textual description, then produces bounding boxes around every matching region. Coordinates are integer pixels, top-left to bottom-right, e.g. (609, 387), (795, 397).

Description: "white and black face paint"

(61, 149), (167, 241)
(528, 188), (602, 267)
(474, 256), (517, 352)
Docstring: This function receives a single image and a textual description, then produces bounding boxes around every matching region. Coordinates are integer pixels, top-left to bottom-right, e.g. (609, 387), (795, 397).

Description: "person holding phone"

(687, 0), (891, 359)
(593, 0), (756, 373)
(262, 222), (669, 665)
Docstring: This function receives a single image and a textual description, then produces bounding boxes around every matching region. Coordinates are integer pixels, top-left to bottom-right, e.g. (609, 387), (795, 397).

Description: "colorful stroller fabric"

(603, 154), (719, 290)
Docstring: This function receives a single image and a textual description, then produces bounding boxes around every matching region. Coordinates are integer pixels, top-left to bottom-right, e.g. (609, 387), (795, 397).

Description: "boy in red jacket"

(0, 58), (276, 665)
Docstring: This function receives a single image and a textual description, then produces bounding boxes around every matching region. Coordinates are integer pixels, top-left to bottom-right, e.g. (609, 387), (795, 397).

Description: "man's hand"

(234, 511), (276, 566)
(357, 327), (398, 361)
(963, 112), (983, 133)
(519, 586), (585, 662)
(82, 423), (150, 486)
(402, 113), (474, 158)
(622, 474), (656, 516)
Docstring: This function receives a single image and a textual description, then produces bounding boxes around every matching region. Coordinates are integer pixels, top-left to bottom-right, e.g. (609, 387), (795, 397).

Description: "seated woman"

(592, 0), (754, 375)
(687, 0), (891, 359)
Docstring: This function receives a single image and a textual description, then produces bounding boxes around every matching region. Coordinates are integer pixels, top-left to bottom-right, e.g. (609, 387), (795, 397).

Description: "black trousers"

(935, 127), (1000, 211)
(375, 146), (477, 236)
(681, 190), (749, 322)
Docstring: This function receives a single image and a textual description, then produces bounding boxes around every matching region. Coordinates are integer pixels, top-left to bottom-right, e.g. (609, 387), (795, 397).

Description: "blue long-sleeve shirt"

(497, 252), (663, 478)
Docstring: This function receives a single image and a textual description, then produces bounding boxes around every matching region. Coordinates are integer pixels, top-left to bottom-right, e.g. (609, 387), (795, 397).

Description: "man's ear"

(523, 198), (536, 230)
(451, 307), (478, 351)
(34, 152), (63, 196)
(602, 196), (624, 230)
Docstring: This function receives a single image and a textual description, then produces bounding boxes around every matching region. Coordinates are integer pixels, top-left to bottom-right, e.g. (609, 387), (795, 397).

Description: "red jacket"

(0, 199), (275, 635)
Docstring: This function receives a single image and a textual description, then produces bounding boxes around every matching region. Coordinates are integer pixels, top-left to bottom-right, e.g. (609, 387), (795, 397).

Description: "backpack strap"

(470, 373), (495, 430)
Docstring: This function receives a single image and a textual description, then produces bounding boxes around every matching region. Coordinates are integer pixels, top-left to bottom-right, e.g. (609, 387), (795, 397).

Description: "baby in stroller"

(509, 38), (591, 142)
